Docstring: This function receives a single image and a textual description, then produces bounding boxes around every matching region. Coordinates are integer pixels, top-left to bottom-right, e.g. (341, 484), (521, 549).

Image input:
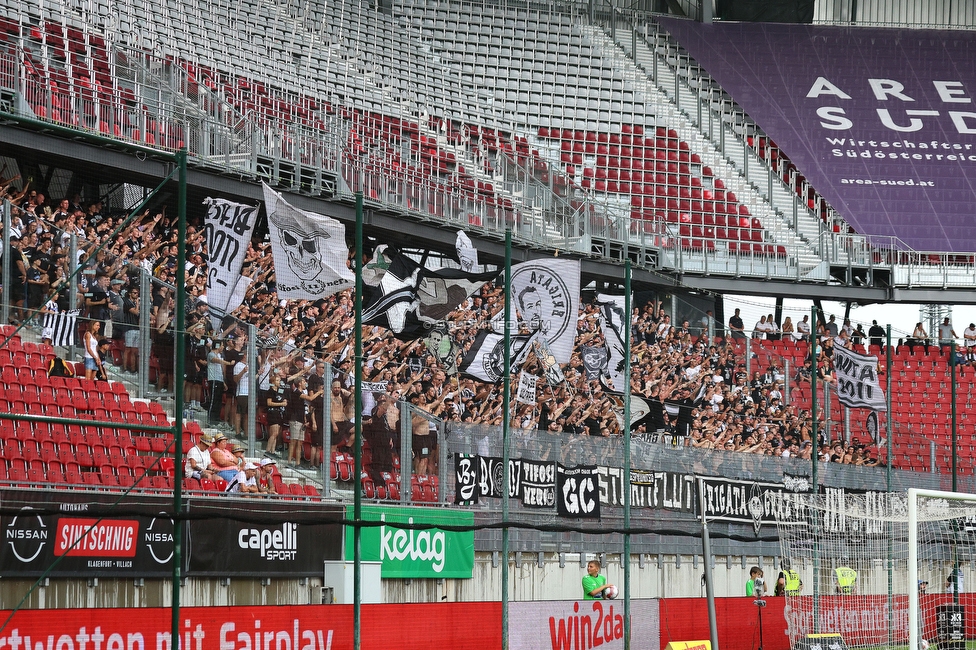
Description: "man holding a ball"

(583, 560), (617, 599)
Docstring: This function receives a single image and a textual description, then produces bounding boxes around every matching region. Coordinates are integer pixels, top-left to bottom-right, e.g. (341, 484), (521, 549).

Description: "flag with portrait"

(508, 259), (580, 365)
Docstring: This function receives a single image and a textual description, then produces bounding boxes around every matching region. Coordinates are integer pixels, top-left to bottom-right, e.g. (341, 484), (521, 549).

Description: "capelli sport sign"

(346, 506), (474, 579)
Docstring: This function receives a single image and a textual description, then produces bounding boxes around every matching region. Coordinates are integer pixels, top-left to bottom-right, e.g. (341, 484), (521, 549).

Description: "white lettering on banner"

(219, 621), (332, 650)
(379, 516), (446, 572)
(597, 466), (624, 506)
(808, 77), (976, 133)
(237, 523), (298, 561)
(629, 471), (696, 512)
(521, 462), (554, 484)
(561, 477), (598, 515)
(784, 599), (909, 646)
(518, 459), (555, 508)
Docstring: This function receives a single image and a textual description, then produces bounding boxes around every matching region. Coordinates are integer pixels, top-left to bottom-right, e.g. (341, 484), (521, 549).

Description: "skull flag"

(263, 183), (354, 300)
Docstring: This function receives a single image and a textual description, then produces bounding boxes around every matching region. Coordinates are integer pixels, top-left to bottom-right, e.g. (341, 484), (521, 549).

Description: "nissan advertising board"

(1, 500), (178, 577)
(0, 490), (343, 577)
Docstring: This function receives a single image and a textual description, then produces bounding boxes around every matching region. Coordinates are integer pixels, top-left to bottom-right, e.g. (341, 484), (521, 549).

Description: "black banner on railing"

(556, 464), (600, 519)
(629, 470), (697, 513)
(0, 489), (344, 577)
(454, 453), (479, 505)
(517, 459), (555, 508)
(699, 476), (809, 533)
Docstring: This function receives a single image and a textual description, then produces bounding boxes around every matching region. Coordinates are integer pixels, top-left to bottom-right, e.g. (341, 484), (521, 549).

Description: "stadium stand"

(2, 0), (976, 500)
(3, 0), (973, 289)
(0, 0), (831, 276)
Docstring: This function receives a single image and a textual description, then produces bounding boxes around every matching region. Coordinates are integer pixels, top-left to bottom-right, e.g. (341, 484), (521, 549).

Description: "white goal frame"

(908, 488), (976, 650)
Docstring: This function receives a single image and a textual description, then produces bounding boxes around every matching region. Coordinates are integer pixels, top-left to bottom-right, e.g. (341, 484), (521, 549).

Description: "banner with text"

(345, 505), (474, 579)
(699, 477), (809, 533)
(832, 344), (887, 411)
(0, 491), (344, 577)
(186, 506), (343, 577)
(203, 198), (258, 322)
(515, 459), (556, 508)
(657, 19), (976, 252)
(454, 453), (479, 506)
(509, 259), (580, 365)
(0, 603), (500, 650)
(510, 599), (660, 650)
(263, 182), (354, 300)
(556, 464), (601, 519)
(0, 491), (182, 577)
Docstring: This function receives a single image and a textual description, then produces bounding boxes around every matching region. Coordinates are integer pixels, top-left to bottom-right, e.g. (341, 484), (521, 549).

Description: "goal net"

(776, 488), (976, 650)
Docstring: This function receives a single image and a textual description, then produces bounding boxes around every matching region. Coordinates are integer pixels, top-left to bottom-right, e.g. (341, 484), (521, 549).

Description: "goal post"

(909, 488), (976, 650)
(776, 488), (976, 650)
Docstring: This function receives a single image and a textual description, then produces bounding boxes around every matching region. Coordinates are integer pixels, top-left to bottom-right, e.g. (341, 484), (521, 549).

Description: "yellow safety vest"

(835, 567), (857, 594)
(784, 570), (801, 595)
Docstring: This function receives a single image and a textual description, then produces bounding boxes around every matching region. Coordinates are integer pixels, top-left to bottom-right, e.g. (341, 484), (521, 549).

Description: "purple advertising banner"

(658, 18), (976, 253)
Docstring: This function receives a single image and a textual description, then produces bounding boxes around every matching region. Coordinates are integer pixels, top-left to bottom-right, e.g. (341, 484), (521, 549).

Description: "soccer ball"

(604, 585), (618, 599)
(920, 640), (929, 650)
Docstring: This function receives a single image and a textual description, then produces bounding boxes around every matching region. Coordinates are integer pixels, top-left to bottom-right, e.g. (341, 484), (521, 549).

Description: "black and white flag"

(556, 464), (600, 519)
(424, 326), (459, 375)
(203, 198), (259, 323)
(833, 344), (887, 411)
(516, 372), (537, 405)
(454, 453), (479, 505)
(518, 459), (555, 508)
(455, 231), (479, 272)
(459, 331), (537, 382)
(600, 377), (655, 432)
(581, 346), (608, 380)
(43, 309), (77, 347)
(478, 456), (505, 499)
(263, 183), (354, 300)
(596, 293), (629, 391)
(534, 338), (565, 386)
(364, 245), (499, 340)
(508, 259), (580, 365)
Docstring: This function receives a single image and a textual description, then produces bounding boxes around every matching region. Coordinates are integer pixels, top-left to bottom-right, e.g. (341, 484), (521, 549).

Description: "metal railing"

(2, 10), (976, 288)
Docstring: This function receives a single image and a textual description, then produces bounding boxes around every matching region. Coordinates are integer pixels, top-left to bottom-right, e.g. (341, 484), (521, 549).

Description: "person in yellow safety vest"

(775, 559), (803, 596)
(835, 566), (857, 595)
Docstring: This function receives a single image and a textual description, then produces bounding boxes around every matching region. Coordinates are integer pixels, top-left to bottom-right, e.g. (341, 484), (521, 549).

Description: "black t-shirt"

(284, 385), (306, 422)
(267, 383), (287, 413)
(89, 287), (109, 320)
(307, 372), (326, 419)
(223, 346), (242, 384)
(868, 325), (886, 346)
(123, 295), (139, 327)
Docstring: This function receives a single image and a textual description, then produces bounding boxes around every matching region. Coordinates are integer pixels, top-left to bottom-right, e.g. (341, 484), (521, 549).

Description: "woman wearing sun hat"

(210, 434), (239, 482)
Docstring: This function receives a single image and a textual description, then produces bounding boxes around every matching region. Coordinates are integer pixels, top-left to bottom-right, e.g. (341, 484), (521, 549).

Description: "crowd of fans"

(0, 174), (886, 481)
